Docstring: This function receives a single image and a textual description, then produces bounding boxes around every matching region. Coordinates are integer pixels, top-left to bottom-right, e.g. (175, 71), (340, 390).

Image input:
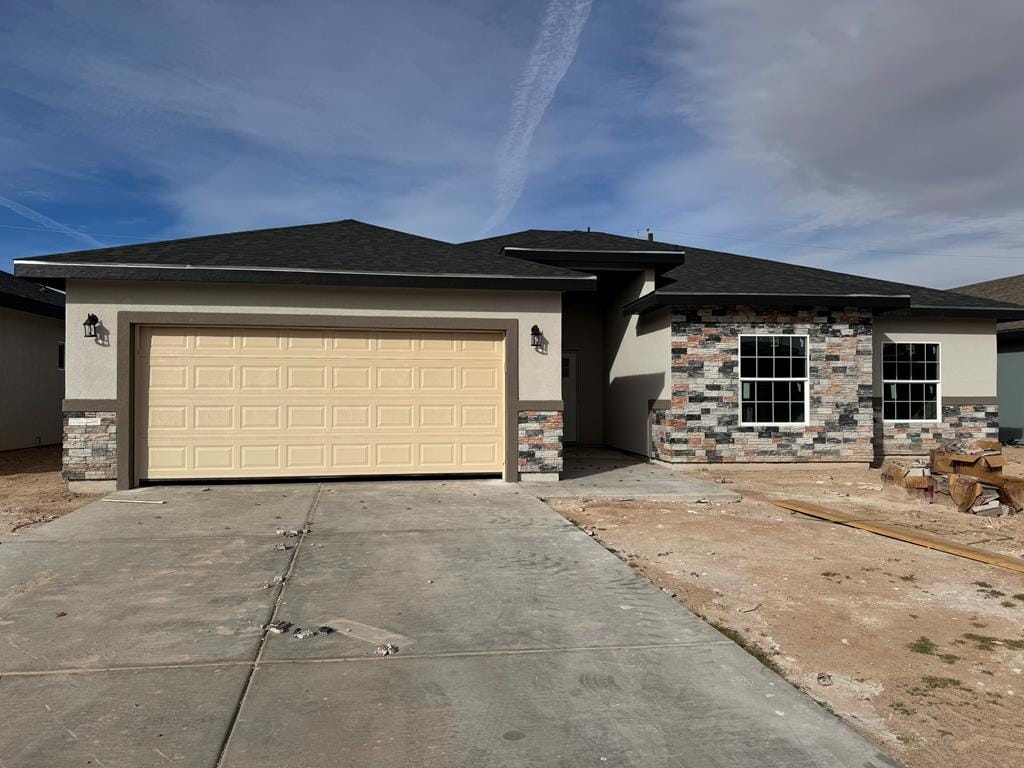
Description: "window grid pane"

(881, 342), (939, 421)
(739, 335), (808, 424)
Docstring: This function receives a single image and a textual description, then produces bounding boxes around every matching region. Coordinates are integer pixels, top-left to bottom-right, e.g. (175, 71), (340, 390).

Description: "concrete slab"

(224, 647), (895, 768)
(528, 450), (741, 502)
(0, 665), (249, 768)
(262, 526), (722, 660)
(22, 483), (318, 542)
(312, 479), (567, 533)
(0, 537), (288, 671)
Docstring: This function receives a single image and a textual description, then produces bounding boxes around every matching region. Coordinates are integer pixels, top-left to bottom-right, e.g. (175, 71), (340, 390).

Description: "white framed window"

(57, 342), (65, 371)
(739, 334), (809, 426)
(881, 342), (940, 422)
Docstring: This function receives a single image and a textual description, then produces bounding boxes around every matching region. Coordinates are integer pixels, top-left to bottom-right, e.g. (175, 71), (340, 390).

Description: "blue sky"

(3, 0), (1023, 287)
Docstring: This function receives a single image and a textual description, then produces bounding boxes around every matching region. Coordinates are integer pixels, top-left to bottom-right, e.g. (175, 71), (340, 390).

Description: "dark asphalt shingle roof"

(0, 270), (65, 318)
(461, 231), (1024, 316)
(458, 229), (686, 254)
(955, 274), (1024, 331)
(15, 219), (593, 290)
(13, 219), (1023, 318)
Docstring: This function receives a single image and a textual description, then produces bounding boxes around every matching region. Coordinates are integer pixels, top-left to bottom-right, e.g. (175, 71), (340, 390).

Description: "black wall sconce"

(83, 313), (100, 338)
(530, 325), (543, 349)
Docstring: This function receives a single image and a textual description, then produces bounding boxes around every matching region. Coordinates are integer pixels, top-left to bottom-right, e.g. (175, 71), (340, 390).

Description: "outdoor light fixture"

(530, 325), (543, 349)
(83, 313), (100, 338)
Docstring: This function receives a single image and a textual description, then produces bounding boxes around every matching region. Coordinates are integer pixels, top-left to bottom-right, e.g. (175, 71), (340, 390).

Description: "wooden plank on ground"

(775, 499), (1024, 575)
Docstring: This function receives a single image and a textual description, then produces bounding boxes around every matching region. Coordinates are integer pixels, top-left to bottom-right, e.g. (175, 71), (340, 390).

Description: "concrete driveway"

(0, 480), (895, 767)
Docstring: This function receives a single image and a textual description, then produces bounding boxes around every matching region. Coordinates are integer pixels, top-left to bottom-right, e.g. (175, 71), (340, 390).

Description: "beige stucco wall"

(64, 280), (562, 401)
(603, 271), (672, 455)
(872, 316), (998, 397)
(0, 307), (65, 450)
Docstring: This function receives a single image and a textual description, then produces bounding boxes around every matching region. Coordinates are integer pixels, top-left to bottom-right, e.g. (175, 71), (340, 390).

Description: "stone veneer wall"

(63, 410), (117, 481)
(518, 410), (563, 475)
(877, 403), (998, 455)
(657, 306), (875, 463)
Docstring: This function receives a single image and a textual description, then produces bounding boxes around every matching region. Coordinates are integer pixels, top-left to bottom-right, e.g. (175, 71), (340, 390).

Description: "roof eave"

(501, 247), (685, 274)
(890, 305), (1024, 321)
(622, 291), (912, 315)
(13, 262), (597, 293)
(0, 293), (65, 319)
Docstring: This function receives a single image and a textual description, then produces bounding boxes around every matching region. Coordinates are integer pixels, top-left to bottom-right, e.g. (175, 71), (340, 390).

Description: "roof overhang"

(502, 247), (684, 276)
(623, 291), (912, 315)
(14, 260), (598, 293)
(0, 291), (65, 319)
(882, 305), (1024, 321)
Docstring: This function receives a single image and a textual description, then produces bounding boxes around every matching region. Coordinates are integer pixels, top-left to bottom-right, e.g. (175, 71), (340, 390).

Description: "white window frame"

(881, 341), (942, 423)
(738, 333), (810, 427)
(57, 341), (65, 371)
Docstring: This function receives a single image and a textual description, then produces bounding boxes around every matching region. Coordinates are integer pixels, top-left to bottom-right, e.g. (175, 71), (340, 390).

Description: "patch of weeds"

(1013, 593), (1024, 602)
(707, 620), (784, 675)
(899, 574), (917, 582)
(971, 621), (988, 629)
(973, 581), (1006, 599)
(979, 669), (994, 676)
(961, 633), (1024, 652)
(920, 676), (969, 692)
(937, 730), (953, 737)
(938, 653), (960, 665)
(821, 571), (841, 578)
(1001, 601), (1017, 609)
(890, 701), (914, 716)
(908, 636), (938, 655)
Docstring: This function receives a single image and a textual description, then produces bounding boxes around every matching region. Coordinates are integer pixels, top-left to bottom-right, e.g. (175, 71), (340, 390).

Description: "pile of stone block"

(879, 440), (1023, 516)
(930, 440), (1023, 516)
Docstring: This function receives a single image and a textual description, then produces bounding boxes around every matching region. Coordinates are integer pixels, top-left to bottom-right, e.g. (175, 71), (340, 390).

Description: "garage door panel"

(138, 326), (504, 480)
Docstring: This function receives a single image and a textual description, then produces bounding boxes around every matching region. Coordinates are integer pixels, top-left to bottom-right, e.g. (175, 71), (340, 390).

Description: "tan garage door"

(136, 326), (505, 480)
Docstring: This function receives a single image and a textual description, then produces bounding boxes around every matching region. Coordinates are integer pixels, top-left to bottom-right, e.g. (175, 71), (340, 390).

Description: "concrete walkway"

(0, 481), (894, 767)
(525, 448), (741, 502)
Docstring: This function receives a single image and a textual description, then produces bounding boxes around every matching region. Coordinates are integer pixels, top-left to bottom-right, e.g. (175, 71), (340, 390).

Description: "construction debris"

(775, 499), (1024, 574)
(929, 440), (1022, 516)
(272, 543), (292, 552)
(317, 625), (336, 635)
(264, 620), (293, 634)
(816, 672), (833, 686)
(880, 440), (1020, 517)
(293, 627), (317, 639)
(375, 642), (399, 656)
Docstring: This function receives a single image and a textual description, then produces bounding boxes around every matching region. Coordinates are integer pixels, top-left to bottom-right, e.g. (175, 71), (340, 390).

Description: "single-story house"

(14, 219), (1024, 490)
(955, 273), (1024, 443)
(0, 270), (66, 451)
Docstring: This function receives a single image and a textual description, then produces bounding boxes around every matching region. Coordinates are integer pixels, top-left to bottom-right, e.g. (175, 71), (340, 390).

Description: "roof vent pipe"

(647, 229), (654, 242)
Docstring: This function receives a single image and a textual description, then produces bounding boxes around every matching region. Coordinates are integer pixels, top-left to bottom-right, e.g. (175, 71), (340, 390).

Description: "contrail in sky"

(0, 195), (102, 247)
(486, 0), (593, 232)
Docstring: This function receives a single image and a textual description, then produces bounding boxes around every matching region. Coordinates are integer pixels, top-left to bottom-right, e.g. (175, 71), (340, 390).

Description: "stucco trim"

(115, 311), (520, 489)
(518, 400), (564, 410)
(63, 398), (117, 411)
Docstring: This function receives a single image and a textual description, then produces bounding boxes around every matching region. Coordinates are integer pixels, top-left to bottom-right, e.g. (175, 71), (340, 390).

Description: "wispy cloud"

(486, 0), (593, 232)
(0, 195), (101, 248)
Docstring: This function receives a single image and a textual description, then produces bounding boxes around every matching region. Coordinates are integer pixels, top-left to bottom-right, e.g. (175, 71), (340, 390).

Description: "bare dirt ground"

(549, 454), (1024, 768)
(0, 446), (101, 539)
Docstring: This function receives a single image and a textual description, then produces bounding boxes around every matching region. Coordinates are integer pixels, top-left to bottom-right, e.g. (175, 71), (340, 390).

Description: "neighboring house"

(0, 270), (66, 451)
(14, 220), (1024, 490)
(955, 274), (1024, 443)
